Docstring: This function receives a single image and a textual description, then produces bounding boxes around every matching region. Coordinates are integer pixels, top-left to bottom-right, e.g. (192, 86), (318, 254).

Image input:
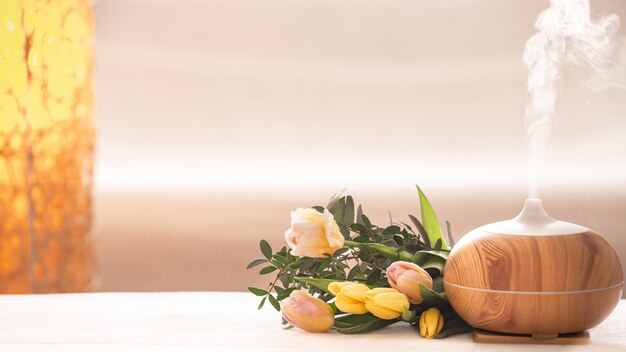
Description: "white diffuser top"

(480, 199), (588, 235)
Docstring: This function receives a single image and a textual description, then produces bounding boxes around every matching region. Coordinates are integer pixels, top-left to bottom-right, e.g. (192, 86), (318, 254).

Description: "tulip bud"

(281, 290), (334, 333)
(386, 261), (433, 304)
(363, 288), (410, 320)
(419, 307), (444, 338)
(332, 283), (369, 315)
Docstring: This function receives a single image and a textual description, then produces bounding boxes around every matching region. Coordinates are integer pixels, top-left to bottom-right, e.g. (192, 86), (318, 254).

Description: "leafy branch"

(247, 186), (469, 337)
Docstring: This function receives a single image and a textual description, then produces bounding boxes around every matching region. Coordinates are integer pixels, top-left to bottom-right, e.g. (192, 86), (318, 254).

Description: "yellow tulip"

(281, 290), (334, 333)
(328, 281), (354, 296)
(332, 283), (369, 315)
(419, 307), (444, 338)
(363, 288), (410, 320)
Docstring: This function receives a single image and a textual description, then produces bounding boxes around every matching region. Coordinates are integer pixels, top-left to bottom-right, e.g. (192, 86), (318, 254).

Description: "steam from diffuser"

(523, 0), (622, 199)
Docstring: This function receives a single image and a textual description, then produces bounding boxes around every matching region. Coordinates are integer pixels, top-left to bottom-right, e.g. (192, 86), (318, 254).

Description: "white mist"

(523, 0), (621, 199)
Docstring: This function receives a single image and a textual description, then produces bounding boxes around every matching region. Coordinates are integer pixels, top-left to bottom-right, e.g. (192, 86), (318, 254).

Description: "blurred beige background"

(92, 0), (626, 292)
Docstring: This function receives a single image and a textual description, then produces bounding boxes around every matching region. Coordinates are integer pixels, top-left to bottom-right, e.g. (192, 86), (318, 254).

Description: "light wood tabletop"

(0, 292), (623, 351)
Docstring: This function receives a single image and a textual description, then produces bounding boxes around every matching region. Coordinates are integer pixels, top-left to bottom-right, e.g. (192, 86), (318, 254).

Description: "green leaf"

(280, 272), (290, 287)
(365, 269), (381, 286)
(294, 277), (338, 294)
(381, 239), (399, 248)
(435, 325), (473, 339)
(259, 266), (278, 275)
(333, 247), (350, 258)
(435, 317), (473, 338)
(328, 302), (338, 314)
(347, 265), (360, 280)
(382, 225), (401, 235)
(333, 197), (346, 226)
(412, 252), (446, 277)
(290, 257), (306, 269)
(361, 214), (372, 228)
(260, 240), (273, 260)
(416, 186), (449, 250)
(345, 241), (413, 262)
(400, 222), (415, 235)
(248, 287), (268, 296)
(258, 296), (267, 310)
(268, 294), (281, 312)
(356, 205), (364, 225)
(321, 271), (337, 279)
(246, 259), (268, 269)
(418, 283), (447, 305)
(350, 223), (365, 232)
(422, 256), (446, 272)
(344, 196), (355, 226)
(317, 260), (331, 272)
(445, 220), (455, 248)
(272, 254), (288, 267)
(412, 250), (448, 265)
(326, 190), (344, 212)
(335, 314), (398, 334)
(275, 286), (296, 301)
(298, 259), (316, 272)
(408, 214), (430, 248)
(274, 286), (286, 296)
(312, 206), (325, 213)
(432, 276), (445, 293)
(334, 313), (380, 327)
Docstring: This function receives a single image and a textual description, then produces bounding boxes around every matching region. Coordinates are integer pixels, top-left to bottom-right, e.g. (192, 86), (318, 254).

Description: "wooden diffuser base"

(444, 199), (623, 338)
(473, 329), (590, 345)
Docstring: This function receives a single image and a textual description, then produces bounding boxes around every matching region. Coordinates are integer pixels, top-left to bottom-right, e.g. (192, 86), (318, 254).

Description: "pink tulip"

(281, 290), (334, 333)
(386, 261), (433, 304)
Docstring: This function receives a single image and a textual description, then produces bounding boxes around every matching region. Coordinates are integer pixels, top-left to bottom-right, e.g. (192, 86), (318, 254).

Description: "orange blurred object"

(0, 0), (96, 293)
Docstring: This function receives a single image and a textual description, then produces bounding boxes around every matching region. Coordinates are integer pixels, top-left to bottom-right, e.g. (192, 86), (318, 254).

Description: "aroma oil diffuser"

(443, 199), (623, 340)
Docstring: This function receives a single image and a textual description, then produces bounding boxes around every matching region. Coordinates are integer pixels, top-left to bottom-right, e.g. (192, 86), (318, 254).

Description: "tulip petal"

(291, 208), (324, 225)
(436, 314), (444, 335)
(419, 313), (427, 337)
(334, 283), (370, 314)
(285, 208), (344, 258)
(281, 290), (334, 333)
(341, 283), (369, 301)
(285, 222), (328, 257)
(363, 288), (409, 320)
(328, 281), (353, 296)
(323, 209), (344, 249)
(371, 292), (409, 313)
(336, 292), (369, 314)
(365, 301), (402, 320)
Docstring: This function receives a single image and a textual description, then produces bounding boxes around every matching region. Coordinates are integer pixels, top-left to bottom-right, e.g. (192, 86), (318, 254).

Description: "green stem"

(344, 240), (413, 262)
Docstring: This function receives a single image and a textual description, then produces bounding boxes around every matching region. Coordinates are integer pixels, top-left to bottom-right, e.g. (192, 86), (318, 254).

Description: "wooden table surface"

(0, 292), (624, 351)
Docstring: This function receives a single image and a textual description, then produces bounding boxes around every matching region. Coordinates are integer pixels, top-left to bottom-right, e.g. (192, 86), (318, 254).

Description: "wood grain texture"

(444, 230), (623, 335)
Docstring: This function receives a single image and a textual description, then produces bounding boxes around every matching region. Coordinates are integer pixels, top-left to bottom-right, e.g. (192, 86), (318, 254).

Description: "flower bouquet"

(248, 186), (472, 338)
